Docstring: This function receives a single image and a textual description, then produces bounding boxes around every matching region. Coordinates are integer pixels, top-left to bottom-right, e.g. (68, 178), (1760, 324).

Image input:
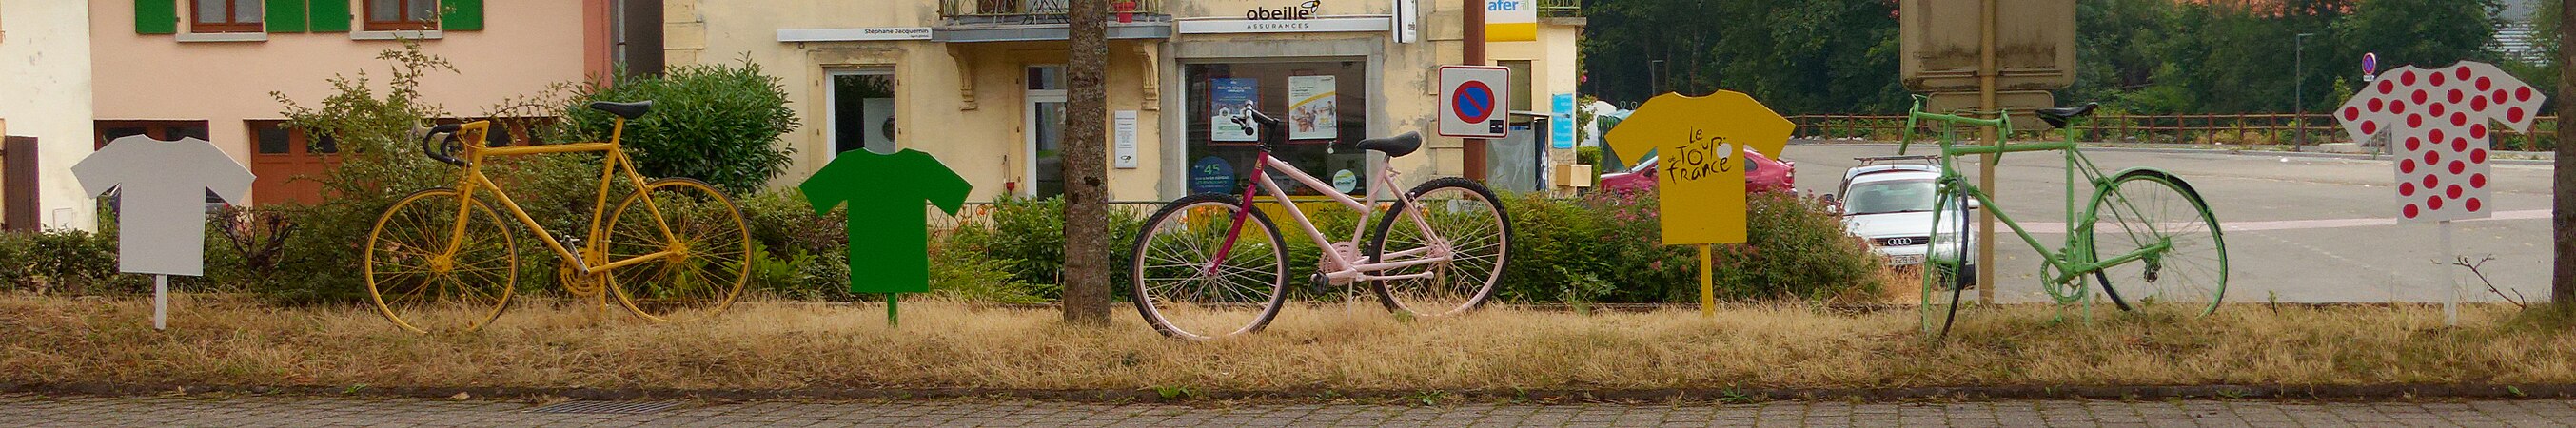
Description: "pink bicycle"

(1129, 103), (1512, 340)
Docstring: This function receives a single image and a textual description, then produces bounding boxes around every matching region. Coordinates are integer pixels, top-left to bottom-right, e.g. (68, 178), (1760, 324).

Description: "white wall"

(0, 1), (99, 229)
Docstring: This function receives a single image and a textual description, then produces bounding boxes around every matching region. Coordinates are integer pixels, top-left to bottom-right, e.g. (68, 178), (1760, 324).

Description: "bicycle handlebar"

(1227, 101), (1289, 146)
(421, 124), (466, 166)
(1898, 94), (2013, 156)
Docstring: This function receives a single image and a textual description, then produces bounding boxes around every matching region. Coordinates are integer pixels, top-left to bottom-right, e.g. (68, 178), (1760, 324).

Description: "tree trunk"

(1062, 0), (1113, 325)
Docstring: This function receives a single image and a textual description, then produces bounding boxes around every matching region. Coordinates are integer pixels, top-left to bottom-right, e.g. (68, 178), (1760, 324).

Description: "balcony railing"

(941, 0), (1169, 25)
(1539, 0), (1583, 18)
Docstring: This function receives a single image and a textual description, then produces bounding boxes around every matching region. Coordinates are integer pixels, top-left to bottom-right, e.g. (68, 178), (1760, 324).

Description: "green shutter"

(266, 0), (309, 32)
(134, 0), (178, 34)
(308, 0), (350, 32)
(441, 0), (483, 30)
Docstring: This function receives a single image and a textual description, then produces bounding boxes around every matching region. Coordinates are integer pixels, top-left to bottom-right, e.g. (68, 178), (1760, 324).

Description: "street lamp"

(2295, 32), (2313, 151)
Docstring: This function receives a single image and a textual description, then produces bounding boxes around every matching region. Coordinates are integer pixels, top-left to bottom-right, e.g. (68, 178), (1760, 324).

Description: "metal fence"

(940, 0), (1166, 23)
(1787, 113), (2563, 152)
(1539, 0), (1583, 17)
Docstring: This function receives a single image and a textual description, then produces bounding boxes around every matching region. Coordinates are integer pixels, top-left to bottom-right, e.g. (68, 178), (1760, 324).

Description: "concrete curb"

(13, 381), (2576, 403)
(1791, 141), (2557, 165)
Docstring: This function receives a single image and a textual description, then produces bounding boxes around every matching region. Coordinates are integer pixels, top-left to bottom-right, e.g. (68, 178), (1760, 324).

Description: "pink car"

(1595, 150), (1796, 194)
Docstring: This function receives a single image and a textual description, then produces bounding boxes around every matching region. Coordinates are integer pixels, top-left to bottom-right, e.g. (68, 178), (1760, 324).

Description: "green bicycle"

(1900, 95), (2228, 338)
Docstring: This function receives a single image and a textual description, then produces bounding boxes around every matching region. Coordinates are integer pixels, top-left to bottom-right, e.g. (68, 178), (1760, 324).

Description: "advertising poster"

(1210, 78), (1260, 142)
(1190, 156), (1238, 194)
(1288, 75), (1339, 141)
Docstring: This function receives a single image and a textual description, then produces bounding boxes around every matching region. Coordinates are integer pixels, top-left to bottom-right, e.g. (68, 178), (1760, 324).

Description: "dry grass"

(5, 294), (2574, 393)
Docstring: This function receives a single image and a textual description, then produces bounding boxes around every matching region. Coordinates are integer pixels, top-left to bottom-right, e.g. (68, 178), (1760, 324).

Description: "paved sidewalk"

(5, 393), (2575, 427)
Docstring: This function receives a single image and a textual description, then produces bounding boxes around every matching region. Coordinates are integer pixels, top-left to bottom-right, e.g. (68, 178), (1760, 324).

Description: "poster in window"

(863, 98), (896, 153)
(1209, 78), (1259, 142)
(1288, 75), (1338, 141)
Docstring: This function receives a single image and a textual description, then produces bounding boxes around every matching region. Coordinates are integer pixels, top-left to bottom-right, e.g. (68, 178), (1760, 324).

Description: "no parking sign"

(1439, 66), (1510, 138)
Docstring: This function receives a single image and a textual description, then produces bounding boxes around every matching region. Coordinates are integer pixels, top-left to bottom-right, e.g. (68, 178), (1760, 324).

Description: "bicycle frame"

(1207, 149), (1449, 285)
(430, 120), (680, 276)
(1898, 105), (2173, 301)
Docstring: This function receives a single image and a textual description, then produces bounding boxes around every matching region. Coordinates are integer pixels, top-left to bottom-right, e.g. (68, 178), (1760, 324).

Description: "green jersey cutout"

(800, 149), (972, 294)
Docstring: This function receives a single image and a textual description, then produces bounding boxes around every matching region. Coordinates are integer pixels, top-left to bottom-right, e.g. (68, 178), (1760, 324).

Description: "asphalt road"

(1784, 143), (2553, 303)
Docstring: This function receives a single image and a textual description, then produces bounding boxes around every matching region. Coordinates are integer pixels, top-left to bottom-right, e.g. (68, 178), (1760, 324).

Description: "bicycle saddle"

(588, 101), (655, 120)
(1357, 132), (1423, 158)
(2033, 102), (2098, 128)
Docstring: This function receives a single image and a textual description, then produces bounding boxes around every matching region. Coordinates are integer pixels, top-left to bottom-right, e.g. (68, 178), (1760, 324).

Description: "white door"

(1025, 66), (1067, 197)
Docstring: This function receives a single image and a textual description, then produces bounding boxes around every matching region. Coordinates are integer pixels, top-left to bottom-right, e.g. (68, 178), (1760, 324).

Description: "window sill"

(350, 29), (443, 41)
(175, 32), (269, 43)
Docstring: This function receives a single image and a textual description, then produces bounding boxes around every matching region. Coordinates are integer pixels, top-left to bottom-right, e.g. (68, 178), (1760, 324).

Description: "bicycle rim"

(1368, 178), (1509, 319)
(1130, 196), (1288, 340)
(2086, 171), (2227, 316)
(1919, 187), (1968, 339)
(365, 188), (518, 333)
(607, 179), (751, 323)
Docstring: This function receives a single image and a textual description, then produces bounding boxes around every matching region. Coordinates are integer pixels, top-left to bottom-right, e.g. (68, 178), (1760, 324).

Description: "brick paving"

(5, 393), (2576, 427)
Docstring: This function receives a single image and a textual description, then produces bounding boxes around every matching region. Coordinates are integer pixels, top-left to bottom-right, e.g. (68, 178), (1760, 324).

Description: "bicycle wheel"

(1919, 186), (1971, 338)
(1367, 177), (1510, 319)
(605, 178), (751, 323)
(1130, 193), (1289, 340)
(2083, 169), (2227, 316)
(365, 188), (518, 333)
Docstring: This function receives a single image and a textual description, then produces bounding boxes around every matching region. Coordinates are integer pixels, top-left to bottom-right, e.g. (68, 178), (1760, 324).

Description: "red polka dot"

(2408, 115), (2424, 127)
(2392, 102), (2409, 114)
(2508, 107), (2527, 122)
(2425, 173), (2441, 188)
(2446, 184), (2464, 199)
(2467, 198), (2483, 212)
(2456, 67), (2473, 80)
(2342, 107), (2360, 120)
(2448, 89), (2464, 104)
(2412, 90), (2429, 104)
(2405, 204), (2421, 218)
(2380, 80), (2397, 94)
(2431, 103), (2448, 117)
(2471, 173), (2488, 188)
(2472, 96), (2488, 110)
(2402, 71), (2418, 85)
(2429, 196), (2446, 210)
(2363, 121), (2379, 134)
(2401, 182), (2418, 195)
(2471, 148), (2488, 163)
(2518, 87), (2534, 101)
(2471, 124), (2488, 139)
(2400, 159), (2418, 173)
(2370, 98), (2387, 112)
(2430, 129), (2447, 142)
(2478, 76), (2494, 90)
(2493, 89), (2510, 104)
(2406, 137), (2423, 150)
(2448, 160), (2466, 175)
(2432, 72), (2448, 86)
(2452, 113), (2468, 126)
(2425, 150), (2441, 165)
(2452, 137), (2469, 151)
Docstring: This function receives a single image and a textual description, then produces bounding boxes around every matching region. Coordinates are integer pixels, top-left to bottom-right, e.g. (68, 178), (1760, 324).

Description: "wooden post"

(1698, 244), (1714, 317)
(2555, 0), (2576, 312)
(1974, 0), (1998, 303)
(1462, 0), (1489, 182)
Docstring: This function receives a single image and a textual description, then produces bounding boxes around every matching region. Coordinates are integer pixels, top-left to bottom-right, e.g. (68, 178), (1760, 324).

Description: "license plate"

(1887, 254), (1926, 265)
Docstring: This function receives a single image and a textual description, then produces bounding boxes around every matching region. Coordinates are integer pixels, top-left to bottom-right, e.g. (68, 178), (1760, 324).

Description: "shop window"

(829, 70), (897, 157)
(1183, 60), (1369, 197)
(191, 0), (264, 33)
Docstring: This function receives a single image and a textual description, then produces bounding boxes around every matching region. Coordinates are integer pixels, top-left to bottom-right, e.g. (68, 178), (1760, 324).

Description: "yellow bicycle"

(364, 101), (751, 333)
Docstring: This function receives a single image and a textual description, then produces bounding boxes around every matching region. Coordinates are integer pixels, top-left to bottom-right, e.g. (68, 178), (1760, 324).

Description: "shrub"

(560, 59), (798, 194)
(1495, 188), (1881, 303)
(0, 228), (124, 295)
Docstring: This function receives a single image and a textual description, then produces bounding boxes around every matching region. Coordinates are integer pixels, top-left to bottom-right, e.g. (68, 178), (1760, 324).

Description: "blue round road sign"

(1453, 81), (1496, 124)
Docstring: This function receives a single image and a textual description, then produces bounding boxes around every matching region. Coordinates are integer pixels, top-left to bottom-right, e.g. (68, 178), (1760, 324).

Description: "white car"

(1825, 156), (1977, 286)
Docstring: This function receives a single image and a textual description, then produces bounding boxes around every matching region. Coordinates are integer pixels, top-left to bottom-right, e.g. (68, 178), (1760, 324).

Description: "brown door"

(246, 121), (340, 205)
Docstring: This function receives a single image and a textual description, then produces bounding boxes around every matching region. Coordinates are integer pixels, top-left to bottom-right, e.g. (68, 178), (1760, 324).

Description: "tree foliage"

(562, 59), (799, 194)
(1581, 0), (2524, 115)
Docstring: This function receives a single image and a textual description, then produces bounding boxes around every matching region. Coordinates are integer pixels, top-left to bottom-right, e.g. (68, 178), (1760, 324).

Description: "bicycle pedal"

(1307, 273), (1331, 295)
(558, 236), (587, 267)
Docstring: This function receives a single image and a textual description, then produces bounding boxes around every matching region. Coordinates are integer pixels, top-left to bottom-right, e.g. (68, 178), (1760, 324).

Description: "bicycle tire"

(1919, 185), (1972, 338)
(606, 178), (751, 323)
(2084, 169), (2228, 316)
(364, 188), (518, 333)
(1366, 177), (1510, 319)
(1129, 193), (1290, 340)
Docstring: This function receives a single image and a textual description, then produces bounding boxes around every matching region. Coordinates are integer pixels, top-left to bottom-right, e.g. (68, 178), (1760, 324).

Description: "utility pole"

(1062, 0), (1112, 325)
(1463, 0), (1488, 182)
(2554, 0), (2575, 311)
(1975, 0), (1998, 302)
